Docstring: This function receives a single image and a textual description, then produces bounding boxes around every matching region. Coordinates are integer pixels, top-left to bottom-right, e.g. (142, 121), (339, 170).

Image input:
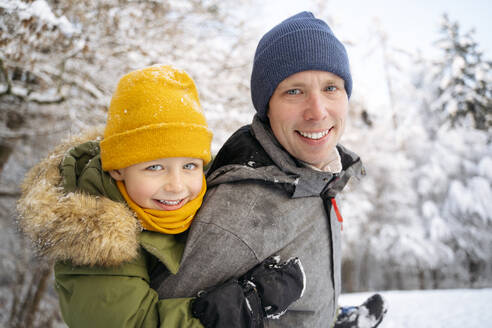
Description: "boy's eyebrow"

(317, 78), (344, 85)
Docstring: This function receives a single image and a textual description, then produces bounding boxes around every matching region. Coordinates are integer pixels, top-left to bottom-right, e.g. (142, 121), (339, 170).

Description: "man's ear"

(109, 169), (124, 181)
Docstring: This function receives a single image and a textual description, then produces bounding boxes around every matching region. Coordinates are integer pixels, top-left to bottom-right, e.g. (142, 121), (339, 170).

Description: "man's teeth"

(158, 200), (181, 205)
(298, 130), (330, 140)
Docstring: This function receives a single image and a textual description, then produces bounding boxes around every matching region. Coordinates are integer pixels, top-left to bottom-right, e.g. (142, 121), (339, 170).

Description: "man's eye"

(146, 164), (163, 171)
(286, 89), (301, 95)
(183, 163), (197, 170)
(325, 85), (337, 92)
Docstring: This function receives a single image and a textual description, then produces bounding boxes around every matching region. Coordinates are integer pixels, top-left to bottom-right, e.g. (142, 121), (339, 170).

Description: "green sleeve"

(55, 260), (204, 328)
(157, 298), (204, 328)
(55, 259), (159, 328)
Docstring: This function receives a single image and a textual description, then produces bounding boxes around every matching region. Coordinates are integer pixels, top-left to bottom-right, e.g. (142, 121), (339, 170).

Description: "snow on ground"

(339, 288), (492, 328)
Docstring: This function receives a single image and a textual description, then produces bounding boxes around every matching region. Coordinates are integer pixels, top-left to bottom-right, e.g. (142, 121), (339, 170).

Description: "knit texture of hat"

(100, 65), (212, 171)
(251, 11), (352, 121)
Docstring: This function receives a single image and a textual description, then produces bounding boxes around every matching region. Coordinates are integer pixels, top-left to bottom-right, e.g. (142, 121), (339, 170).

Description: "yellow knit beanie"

(100, 65), (212, 171)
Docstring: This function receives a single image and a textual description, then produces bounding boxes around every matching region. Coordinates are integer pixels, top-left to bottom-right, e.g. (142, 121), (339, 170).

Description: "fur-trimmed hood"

(17, 129), (141, 267)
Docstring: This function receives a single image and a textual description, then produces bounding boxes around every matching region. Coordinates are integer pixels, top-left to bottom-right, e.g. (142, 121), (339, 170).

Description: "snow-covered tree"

(411, 15), (492, 288)
(431, 14), (492, 131)
(339, 15), (491, 292)
(341, 97), (455, 292)
(1, 1), (257, 326)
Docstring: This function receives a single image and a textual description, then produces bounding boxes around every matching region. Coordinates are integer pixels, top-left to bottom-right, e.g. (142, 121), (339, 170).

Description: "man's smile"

(296, 128), (333, 140)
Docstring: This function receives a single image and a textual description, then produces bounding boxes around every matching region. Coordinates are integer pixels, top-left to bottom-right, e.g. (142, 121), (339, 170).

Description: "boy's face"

(109, 157), (204, 211)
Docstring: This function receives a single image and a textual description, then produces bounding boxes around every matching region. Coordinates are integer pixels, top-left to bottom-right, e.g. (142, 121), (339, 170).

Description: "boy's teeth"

(298, 130), (329, 140)
(159, 200), (180, 205)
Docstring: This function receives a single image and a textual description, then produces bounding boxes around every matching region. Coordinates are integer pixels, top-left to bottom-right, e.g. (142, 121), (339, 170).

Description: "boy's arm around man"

(17, 132), (305, 328)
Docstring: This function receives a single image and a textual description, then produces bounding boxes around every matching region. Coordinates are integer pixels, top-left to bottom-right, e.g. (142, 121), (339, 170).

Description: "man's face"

(267, 70), (348, 169)
(110, 157), (204, 210)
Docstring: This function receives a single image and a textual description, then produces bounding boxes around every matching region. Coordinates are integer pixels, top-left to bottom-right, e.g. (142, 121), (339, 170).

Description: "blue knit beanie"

(251, 11), (352, 121)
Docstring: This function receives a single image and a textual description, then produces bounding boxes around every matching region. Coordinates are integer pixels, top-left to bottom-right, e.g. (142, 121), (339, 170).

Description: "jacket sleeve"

(54, 260), (204, 328)
(157, 298), (203, 328)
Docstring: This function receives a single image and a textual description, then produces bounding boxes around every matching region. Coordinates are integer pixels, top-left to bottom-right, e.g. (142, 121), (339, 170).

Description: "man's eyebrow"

(279, 77), (343, 87)
(278, 81), (307, 88)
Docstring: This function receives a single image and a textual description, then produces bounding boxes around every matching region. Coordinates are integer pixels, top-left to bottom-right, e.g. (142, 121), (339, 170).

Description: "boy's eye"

(183, 163), (197, 170)
(286, 89), (301, 95)
(146, 164), (163, 171)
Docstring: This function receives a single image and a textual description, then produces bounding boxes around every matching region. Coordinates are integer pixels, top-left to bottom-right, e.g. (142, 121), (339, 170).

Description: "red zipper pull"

(331, 198), (343, 231)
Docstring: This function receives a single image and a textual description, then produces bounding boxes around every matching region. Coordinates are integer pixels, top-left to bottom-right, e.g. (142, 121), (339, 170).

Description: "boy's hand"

(240, 256), (305, 318)
(191, 256), (305, 327)
(191, 279), (263, 328)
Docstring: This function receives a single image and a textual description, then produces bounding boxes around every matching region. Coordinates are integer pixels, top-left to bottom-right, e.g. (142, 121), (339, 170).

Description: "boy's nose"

(163, 172), (184, 193)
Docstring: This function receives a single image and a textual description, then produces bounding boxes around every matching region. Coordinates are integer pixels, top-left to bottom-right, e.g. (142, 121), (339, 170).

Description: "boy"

(17, 65), (305, 327)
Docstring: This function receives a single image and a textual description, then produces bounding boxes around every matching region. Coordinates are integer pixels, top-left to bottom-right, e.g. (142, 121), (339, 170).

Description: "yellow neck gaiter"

(116, 175), (206, 234)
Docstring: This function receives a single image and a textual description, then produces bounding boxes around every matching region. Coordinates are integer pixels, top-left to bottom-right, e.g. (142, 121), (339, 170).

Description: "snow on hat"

(250, 11), (352, 121)
(100, 65), (212, 170)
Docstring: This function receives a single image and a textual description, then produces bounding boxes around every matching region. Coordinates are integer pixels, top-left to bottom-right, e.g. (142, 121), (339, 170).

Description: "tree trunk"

(23, 265), (53, 328)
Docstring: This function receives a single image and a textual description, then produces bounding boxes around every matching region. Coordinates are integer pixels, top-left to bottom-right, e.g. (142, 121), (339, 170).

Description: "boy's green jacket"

(17, 129), (204, 328)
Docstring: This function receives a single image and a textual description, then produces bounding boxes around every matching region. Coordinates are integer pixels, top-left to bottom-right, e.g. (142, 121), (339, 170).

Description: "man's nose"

(303, 92), (327, 121)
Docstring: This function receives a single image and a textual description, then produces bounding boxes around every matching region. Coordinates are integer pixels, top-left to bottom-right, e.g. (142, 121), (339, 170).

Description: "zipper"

(330, 198), (343, 231)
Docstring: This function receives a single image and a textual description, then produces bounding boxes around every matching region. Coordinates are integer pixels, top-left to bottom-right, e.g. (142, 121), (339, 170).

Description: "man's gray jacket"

(156, 116), (364, 327)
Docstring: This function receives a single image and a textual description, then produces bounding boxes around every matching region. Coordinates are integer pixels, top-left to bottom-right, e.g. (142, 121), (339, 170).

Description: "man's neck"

(300, 147), (342, 173)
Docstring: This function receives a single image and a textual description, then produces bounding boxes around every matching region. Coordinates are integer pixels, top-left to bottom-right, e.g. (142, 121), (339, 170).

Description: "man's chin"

(297, 152), (336, 170)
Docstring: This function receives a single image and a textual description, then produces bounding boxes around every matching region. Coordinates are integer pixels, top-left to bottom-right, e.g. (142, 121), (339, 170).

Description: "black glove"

(191, 279), (263, 328)
(191, 256), (305, 328)
(240, 256), (305, 319)
(334, 294), (387, 328)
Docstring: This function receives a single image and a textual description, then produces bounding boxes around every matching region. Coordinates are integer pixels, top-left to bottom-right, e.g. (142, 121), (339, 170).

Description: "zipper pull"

(331, 198), (343, 231)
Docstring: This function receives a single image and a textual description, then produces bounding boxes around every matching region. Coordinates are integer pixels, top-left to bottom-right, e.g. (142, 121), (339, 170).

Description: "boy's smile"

(154, 198), (188, 211)
(109, 157), (204, 211)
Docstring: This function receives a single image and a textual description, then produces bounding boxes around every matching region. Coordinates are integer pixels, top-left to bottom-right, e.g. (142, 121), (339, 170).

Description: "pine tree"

(432, 14), (492, 130)
(414, 15), (492, 288)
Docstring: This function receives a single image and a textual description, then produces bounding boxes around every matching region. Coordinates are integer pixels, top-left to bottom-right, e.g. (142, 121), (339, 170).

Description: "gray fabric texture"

(156, 117), (363, 327)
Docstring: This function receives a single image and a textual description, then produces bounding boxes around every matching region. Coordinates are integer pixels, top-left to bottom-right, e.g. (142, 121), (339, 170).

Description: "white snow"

(3, 0), (79, 37)
(339, 288), (492, 328)
(357, 304), (381, 328)
(451, 56), (466, 76)
(478, 157), (492, 181)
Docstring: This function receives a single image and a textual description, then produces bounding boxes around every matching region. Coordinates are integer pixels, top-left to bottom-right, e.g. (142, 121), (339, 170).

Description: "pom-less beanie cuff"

(251, 12), (352, 121)
(101, 123), (212, 171)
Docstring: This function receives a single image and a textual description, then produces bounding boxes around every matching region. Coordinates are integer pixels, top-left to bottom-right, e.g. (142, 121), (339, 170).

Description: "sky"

(335, 0), (491, 56)
(258, 0), (492, 56)
(253, 0), (491, 110)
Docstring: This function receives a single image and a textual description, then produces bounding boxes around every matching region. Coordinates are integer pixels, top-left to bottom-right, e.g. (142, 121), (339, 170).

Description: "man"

(157, 11), (386, 328)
